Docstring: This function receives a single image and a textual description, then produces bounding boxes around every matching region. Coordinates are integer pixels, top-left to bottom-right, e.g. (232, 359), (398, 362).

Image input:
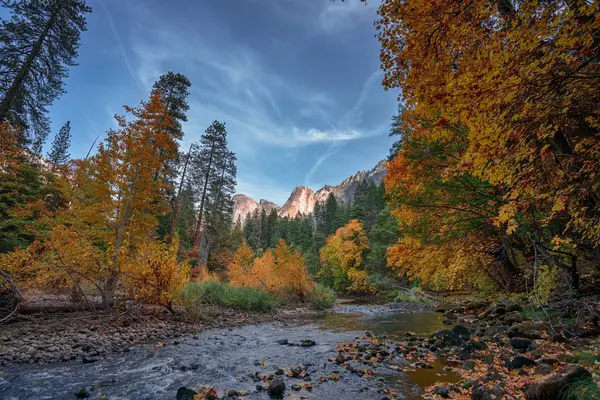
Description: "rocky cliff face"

(232, 196), (282, 224)
(278, 186), (317, 218)
(234, 160), (387, 222)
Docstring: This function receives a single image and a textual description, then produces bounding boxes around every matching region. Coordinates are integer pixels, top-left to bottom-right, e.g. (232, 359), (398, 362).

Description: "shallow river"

(0, 303), (459, 399)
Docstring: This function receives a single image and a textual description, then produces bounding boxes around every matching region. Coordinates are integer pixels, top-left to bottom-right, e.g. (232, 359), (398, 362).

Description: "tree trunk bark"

(192, 145), (216, 263)
(167, 143), (193, 245)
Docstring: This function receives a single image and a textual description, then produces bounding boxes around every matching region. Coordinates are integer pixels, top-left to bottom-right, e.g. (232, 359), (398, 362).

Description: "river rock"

(525, 365), (592, 400)
(509, 338), (533, 352)
(300, 339), (316, 347)
(434, 385), (458, 398)
(535, 364), (554, 375)
(268, 378), (285, 398)
(508, 322), (543, 340)
(452, 325), (470, 339)
(472, 384), (505, 400)
(503, 311), (524, 325)
(430, 329), (462, 348)
(75, 387), (90, 399)
(506, 355), (536, 369)
(176, 387), (197, 400)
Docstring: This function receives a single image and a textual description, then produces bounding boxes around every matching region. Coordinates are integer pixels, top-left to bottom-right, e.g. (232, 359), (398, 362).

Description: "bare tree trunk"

(192, 146), (216, 264)
(167, 143), (193, 245)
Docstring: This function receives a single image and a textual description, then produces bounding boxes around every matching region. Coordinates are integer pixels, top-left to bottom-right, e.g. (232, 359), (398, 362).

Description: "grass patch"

(569, 350), (600, 366)
(393, 287), (432, 304)
(181, 281), (276, 312)
(309, 284), (336, 309)
(566, 380), (600, 400)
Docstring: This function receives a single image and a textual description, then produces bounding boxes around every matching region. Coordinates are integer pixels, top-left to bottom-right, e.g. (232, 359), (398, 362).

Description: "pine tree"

(190, 120), (229, 263)
(266, 208), (279, 248)
(201, 149), (237, 264)
(259, 209), (269, 250)
(324, 193), (339, 236)
(46, 120), (71, 170)
(0, 0), (92, 152)
(152, 72), (191, 140)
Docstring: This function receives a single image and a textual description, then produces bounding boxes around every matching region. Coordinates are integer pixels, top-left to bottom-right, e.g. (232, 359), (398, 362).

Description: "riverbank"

(0, 303), (324, 367)
(333, 300), (600, 399)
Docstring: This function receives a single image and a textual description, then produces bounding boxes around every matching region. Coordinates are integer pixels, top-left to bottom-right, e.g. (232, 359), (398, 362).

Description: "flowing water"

(0, 303), (460, 399)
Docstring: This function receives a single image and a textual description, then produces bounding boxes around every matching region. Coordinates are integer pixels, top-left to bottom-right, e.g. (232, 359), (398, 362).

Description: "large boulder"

(525, 366), (592, 400)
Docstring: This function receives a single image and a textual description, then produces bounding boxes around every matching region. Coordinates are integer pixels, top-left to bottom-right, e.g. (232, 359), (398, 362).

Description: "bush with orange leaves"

(121, 239), (189, 312)
(227, 239), (314, 299)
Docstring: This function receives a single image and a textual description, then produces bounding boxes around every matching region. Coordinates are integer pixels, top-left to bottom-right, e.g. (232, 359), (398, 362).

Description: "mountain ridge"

(233, 160), (386, 223)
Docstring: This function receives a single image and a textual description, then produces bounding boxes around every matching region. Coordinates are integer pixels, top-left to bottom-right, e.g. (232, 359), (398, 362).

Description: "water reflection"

(315, 310), (447, 337)
(313, 306), (462, 398)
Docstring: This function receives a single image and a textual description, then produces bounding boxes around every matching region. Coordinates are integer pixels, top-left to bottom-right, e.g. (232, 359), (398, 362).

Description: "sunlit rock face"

(233, 160), (386, 222)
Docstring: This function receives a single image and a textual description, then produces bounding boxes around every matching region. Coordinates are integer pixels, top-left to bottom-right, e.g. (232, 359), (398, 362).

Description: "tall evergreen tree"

(202, 149), (237, 264)
(259, 209), (269, 250)
(152, 71), (191, 140)
(46, 120), (71, 170)
(266, 208), (279, 248)
(0, 0), (92, 151)
(324, 193), (339, 236)
(190, 120), (229, 262)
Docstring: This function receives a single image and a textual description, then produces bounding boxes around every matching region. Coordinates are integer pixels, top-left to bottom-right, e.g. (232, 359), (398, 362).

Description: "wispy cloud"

(317, 0), (376, 32)
(99, 1), (145, 95)
(304, 142), (344, 187)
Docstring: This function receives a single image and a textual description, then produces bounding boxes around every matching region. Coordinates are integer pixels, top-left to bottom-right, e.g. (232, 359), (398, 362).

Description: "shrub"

(393, 287), (432, 304)
(368, 274), (399, 293)
(309, 284), (336, 309)
(181, 281), (276, 312)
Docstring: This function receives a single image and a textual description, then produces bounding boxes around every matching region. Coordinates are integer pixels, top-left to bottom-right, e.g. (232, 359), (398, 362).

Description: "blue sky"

(45, 0), (398, 205)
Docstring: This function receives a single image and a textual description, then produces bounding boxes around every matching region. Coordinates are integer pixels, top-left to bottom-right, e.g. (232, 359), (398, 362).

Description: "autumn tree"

(227, 241), (257, 288)
(0, 121), (65, 254)
(319, 219), (372, 293)
(377, 0), (600, 292)
(0, 0), (91, 151)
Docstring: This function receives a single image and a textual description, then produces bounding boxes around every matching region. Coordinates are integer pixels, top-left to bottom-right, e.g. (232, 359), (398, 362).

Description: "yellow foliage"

(387, 236), (493, 291)
(121, 239), (189, 307)
(227, 241), (256, 287)
(378, 0), (600, 245)
(319, 220), (371, 293)
(347, 269), (375, 294)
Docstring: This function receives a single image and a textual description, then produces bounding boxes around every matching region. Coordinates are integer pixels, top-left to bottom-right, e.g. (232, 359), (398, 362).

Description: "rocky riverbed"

(0, 302), (444, 400)
(1, 300), (598, 399)
(0, 305), (321, 366)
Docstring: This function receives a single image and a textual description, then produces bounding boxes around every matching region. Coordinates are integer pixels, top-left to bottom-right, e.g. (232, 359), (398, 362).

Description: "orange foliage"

(227, 239), (314, 298)
(378, 0), (600, 245)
